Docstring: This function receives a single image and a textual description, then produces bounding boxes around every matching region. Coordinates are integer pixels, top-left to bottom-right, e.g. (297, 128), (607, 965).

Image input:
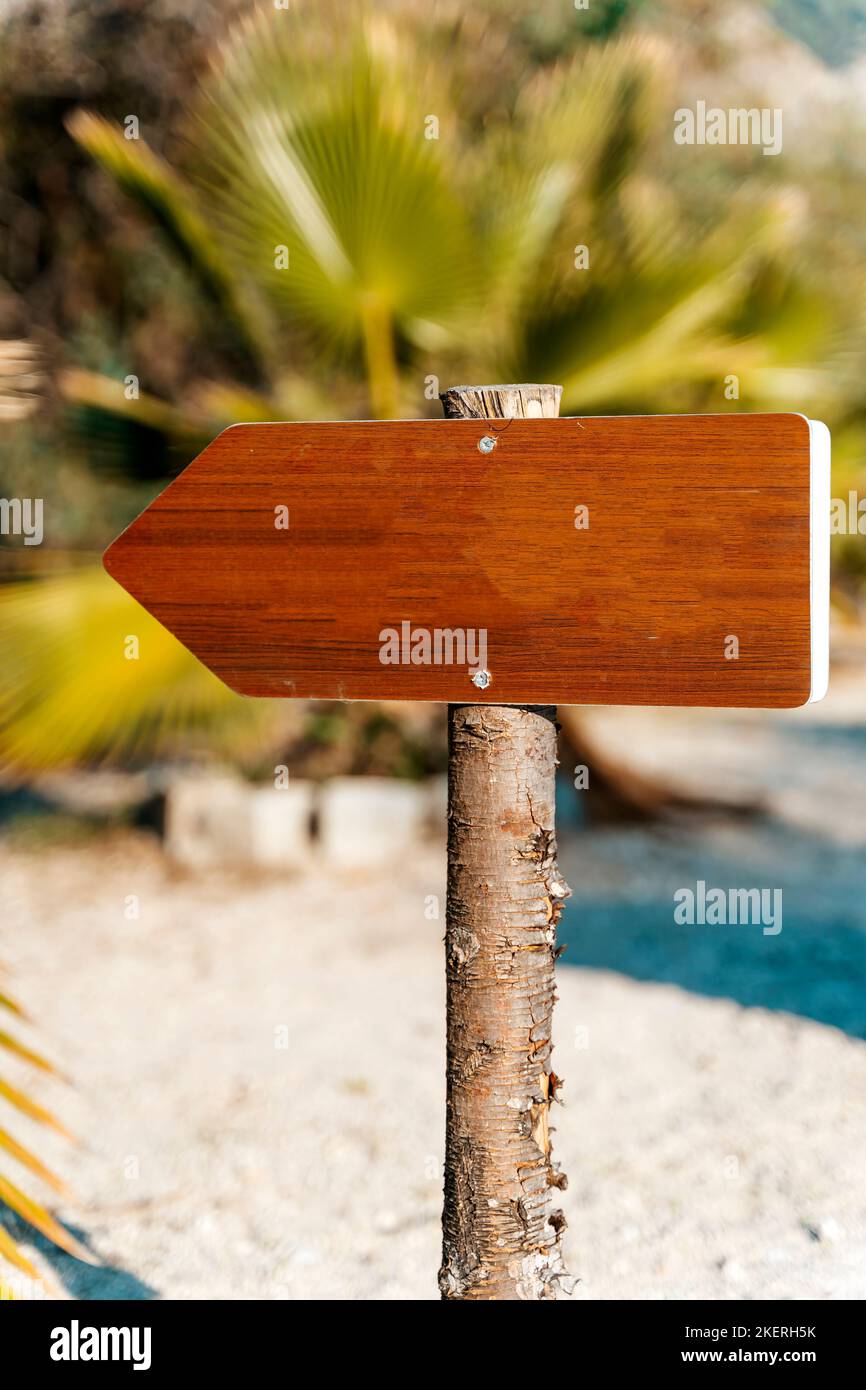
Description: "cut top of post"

(440, 383), (562, 419)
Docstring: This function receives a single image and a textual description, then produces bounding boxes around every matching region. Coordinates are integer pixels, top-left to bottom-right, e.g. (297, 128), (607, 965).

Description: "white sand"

(2, 827), (865, 1301)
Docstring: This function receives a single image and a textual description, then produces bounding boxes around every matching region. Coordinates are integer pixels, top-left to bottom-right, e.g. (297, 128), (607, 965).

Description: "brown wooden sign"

(104, 413), (829, 707)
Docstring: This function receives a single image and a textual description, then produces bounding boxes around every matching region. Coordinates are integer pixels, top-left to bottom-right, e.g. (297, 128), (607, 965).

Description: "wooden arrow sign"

(104, 413), (829, 707)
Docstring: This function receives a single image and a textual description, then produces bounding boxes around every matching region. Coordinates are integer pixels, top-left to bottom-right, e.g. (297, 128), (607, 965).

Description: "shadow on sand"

(1, 1212), (158, 1300)
(558, 815), (866, 1040)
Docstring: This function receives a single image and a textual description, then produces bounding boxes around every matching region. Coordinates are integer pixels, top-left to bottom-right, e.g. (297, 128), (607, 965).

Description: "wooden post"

(438, 384), (573, 1300)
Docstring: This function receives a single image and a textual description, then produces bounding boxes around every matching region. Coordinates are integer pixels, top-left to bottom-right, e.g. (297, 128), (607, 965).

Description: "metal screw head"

(478, 435), (497, 454)
(471, 668), (492, 690)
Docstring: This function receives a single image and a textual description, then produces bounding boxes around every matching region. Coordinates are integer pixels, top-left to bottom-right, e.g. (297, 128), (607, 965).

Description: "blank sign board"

(104, 413), (830, 707)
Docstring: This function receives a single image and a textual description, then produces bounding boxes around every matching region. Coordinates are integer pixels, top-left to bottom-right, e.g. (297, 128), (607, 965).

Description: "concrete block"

(318, 777), (428, 869)
(164, 773), (250, 870)
(247, 784), (314, 869)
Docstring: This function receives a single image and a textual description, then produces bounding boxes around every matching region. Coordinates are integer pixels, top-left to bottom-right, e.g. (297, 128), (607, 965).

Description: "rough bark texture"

(439, 384), (573, 1300)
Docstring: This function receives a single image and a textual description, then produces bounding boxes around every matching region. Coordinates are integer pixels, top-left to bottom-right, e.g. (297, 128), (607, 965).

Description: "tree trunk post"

(438, 383), (573, 1300)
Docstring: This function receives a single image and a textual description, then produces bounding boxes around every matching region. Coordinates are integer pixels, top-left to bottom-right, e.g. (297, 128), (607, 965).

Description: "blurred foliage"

(0, 568), (283, 771)
(1, 0), (866, 773)
(288, 704), (447, 782)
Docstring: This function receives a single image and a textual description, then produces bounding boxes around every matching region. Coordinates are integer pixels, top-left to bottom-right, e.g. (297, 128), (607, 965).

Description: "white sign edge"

(808, 418), (831, 704)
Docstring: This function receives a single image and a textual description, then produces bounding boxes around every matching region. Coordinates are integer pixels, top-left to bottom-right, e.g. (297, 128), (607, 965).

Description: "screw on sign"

(104, 385), (831, 1300)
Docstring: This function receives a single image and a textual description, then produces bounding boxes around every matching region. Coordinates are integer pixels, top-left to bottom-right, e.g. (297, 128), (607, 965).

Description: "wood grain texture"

(103, 413), (814, 707)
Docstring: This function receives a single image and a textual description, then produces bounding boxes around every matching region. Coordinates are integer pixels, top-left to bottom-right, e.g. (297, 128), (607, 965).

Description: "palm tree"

(0, 0), (849, 772)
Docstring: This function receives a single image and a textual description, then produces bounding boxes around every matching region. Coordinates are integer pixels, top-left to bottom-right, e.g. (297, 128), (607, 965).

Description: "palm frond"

(0, 982), (77, 1293)
(0, 1174), (92, 1265)
(0, 567), (283, 775)
(0, 1224), (40, 1281)
(65, 110), (274, 373)
(194, 8), (479, 365)
(0, 1129), (70, 1197)
(0, 1030), (57, 1077)
(0, 992), (27, 1020)
(0, 1077), (71, 1139)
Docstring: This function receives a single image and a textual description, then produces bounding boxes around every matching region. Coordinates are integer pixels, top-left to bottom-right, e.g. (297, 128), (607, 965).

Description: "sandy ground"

(2, 807), (866, 1300)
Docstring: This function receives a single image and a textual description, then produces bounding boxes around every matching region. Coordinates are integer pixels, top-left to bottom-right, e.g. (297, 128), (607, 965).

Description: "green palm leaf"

(192, 8), (477, 414)
(65, 109), (274, 374)
(0, 568), (283, 775)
